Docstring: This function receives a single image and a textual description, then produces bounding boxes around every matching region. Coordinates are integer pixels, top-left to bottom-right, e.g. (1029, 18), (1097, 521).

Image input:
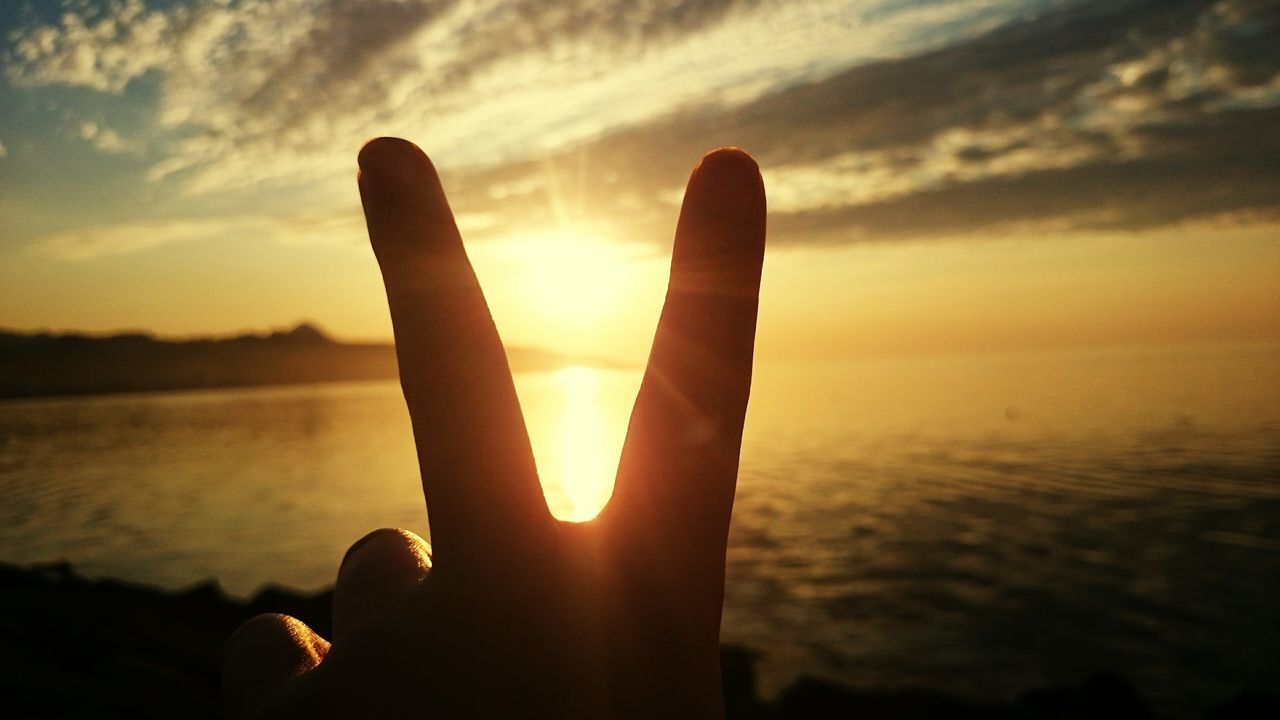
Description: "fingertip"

(358, 136), (425, 169)
(357, 137), (462, 264)
(664, 146), (768, 304)
(697, 146), (759, 175)
(688, 146), (766, 213)
(357, 136), (436, 192)
(225, 613), (327, 669)
(224, 613), (328, 716)
(333, 528), (431, 643)
(339, 527), (432, 577)
(695, 147), (762, 191)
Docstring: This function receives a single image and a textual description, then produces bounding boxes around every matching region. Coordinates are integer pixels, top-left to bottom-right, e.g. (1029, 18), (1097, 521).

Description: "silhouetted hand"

(223, 137), (766, 718)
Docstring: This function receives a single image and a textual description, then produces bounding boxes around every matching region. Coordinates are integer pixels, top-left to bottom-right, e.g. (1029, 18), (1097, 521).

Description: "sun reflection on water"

(543, 366), (618, 522)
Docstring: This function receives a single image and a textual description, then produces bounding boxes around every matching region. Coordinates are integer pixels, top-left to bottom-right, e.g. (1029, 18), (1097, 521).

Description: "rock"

(0, 562), (1275, 719)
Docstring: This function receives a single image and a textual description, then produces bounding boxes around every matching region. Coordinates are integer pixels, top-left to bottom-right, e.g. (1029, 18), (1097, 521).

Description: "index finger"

(358, 137), (553, 570)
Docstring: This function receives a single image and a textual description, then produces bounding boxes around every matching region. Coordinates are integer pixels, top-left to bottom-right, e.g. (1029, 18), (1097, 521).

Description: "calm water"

(2, 343), (1278, 714)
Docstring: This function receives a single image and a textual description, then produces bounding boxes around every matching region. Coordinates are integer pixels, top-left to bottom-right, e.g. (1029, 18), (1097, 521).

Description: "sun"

(469, 224), (669, 358)
(495, 228), (636, 330)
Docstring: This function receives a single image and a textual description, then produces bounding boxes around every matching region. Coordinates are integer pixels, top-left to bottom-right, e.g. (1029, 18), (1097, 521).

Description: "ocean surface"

(2, 343), (1278, 714)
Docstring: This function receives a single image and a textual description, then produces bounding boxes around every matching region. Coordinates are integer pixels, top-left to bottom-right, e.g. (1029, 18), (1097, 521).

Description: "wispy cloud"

(33, 207), (365, 260)
(6, 0), (1047, 195)
(33, 218), (242, 260)
(435, 0), (1280, 243)
(79, 122), (132, 154)
(6, 0), (1278, 256)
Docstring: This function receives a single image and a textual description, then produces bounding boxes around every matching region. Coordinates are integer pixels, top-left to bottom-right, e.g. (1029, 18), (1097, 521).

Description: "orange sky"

(2, 213), (1277, 364)
(1, 0), (1277, 362)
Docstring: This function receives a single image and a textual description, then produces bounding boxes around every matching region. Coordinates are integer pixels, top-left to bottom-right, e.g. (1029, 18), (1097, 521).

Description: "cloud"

(7, 0), (1277, 251)
(79, 122), (132, 154)
(32, 207), (364, 260)
(434, 0), (1280, 244)
(34, 218), (241, 260)
(6, 0), (1045, 194)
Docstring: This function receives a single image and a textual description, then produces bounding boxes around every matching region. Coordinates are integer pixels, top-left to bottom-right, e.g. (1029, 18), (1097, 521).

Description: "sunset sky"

(1, 0), (1277, 363)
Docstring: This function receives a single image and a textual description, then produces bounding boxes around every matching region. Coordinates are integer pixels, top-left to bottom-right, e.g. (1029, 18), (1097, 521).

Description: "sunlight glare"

(549, 366), (617, 521)
(493, 229), (638, 334)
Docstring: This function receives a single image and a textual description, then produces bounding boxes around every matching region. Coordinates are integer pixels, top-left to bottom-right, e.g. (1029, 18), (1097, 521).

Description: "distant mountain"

(0, 322), (589, 400)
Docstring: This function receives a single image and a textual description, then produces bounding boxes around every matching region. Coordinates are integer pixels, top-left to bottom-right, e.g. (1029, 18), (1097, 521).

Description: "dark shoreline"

(0, 562), (1274, 719)
(0, 323), (603, 401)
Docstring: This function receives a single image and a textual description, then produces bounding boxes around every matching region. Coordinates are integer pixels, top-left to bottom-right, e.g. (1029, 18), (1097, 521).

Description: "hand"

(223, 137), (766, 718)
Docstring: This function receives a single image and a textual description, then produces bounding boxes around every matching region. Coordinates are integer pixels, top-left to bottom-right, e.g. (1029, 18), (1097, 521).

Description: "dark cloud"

(447, 0), (1280, 244)
(9, 0), (1275, 243)
(236, 0), (454, 144)
(241, 0), (766, 138)
(6, 0), (782, 192)
(773, 126), (1280, 241)
(456, 0), (762, 60)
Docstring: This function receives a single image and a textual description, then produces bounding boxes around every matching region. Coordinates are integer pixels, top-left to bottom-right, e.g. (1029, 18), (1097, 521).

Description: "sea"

(1, 342), (1277, 715)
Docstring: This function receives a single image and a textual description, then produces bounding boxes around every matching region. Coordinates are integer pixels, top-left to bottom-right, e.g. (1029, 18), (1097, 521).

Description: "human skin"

(222, 137), (767, 718)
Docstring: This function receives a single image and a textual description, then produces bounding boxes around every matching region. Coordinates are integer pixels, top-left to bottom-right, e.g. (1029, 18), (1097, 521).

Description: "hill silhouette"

(0, 322), (587, 399)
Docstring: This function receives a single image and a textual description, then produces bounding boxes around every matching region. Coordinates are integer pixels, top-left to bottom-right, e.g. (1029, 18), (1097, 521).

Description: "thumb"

(223, 613), (329, 718)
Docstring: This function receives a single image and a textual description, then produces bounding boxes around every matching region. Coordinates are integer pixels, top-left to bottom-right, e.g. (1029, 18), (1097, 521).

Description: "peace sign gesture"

(224, 137), (766, 718)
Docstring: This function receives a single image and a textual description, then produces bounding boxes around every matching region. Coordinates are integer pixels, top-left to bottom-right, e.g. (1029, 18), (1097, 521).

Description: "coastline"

(1, 562), (1273, 718)
(0, 323), (608, 401)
